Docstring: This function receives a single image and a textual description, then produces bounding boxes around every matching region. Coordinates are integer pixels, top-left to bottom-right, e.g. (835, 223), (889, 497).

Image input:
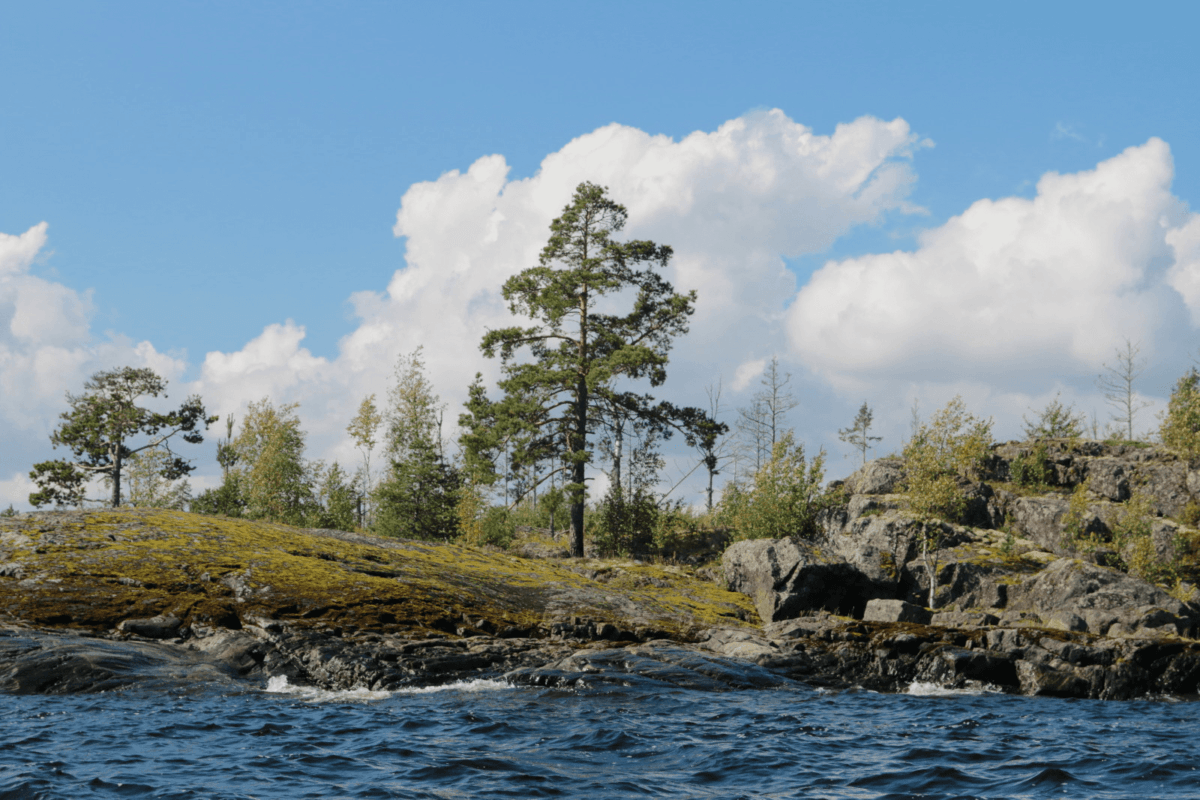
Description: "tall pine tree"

(461, 181), (712, 557)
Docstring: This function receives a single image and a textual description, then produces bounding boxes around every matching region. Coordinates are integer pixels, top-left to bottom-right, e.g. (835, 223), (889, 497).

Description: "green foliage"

(723, 431), (830, 541)
(347, 394), (383, 525)
(478, 506), (516, 548)
(232, 398), (312, 525)
(592, 485), (659, 557)
(215, 414), (238, 476)
(29, 366), (215, 508)
(838, 400), (882, 466)
(123, 445), (193, 509)
(462, 181), (713, 557)
(1022, 392), (1085, 440)
(902, 396), (993, 523)
(0, 505), (15, 518)
(1009, 441), (1053, 488)
(374, 349), (460, 540)
(373, 444), (461, 540)
(1063, 480), (1093, 548)
(1108, 491), (1173, 582)
(310, 462), (358, 532)
(1160, 369), (1200, 459)
(1180, 499), (1200, 528)
(190, 472), (246, 518)
(999, 525), (1017, 558)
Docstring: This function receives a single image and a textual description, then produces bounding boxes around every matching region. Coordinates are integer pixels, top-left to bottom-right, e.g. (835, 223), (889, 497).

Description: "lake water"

(0, 676), (1196, 799)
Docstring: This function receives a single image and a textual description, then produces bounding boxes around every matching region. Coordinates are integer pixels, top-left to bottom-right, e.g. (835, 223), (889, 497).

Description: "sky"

(3, 1), (1200, 510)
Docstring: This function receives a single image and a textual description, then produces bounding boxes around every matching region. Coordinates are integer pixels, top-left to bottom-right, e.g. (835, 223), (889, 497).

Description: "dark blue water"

(0, 677), (1196, 799)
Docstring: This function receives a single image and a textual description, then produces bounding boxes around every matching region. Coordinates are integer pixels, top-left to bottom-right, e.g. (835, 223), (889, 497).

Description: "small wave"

(906, 681), (1004, 697)
(264, 675), (511, 701)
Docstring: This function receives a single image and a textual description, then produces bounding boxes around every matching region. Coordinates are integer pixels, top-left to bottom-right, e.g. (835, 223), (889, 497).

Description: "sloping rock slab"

(842, 458), (905, 495)
(0, 626), (244, 694)
(504, 642), (799, 691)
(1009, 558), (1196, 636)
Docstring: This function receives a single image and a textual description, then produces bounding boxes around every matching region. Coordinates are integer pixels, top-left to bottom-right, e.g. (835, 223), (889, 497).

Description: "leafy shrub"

(1109, 491), (1171, 582)
(592, 485), (658, 557)
(1179, 500), (1200, 528)
(1010, 441), (1053, 488)
(652, 504), (729, 561)
(1161, 369), (1200, 459)
(1064, 480), (1097, 549)
(479, 506), (516, 548)
(723, 431), (832, 541)
(1022, 393), (1086, 439)
(191, 473), (246, 518)
(903, 396), (993, 523)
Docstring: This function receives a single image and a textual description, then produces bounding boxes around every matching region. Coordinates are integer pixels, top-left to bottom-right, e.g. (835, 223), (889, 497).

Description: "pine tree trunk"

(111, 449), (123, 508)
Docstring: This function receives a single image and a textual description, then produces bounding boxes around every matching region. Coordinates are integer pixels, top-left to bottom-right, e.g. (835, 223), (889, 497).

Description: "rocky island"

(3, 439), (1200, 700)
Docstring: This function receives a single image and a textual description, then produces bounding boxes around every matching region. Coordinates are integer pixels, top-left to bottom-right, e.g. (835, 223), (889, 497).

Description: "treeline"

(22, 181), (1200, 568)
(21, 340), (1200, 564)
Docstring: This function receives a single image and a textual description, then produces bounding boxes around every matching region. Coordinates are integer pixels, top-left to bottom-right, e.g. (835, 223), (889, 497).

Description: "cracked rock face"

(1008, 558), (1196, 637)
(722, 538), (891, 622)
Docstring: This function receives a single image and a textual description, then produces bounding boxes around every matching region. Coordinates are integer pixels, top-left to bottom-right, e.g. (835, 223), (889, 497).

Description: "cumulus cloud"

(788, 138), (1196, 391)
(10, 119), (1200, 509)
(137, 109), (923, 499)
(0, 223), (187, 507)
(349, 110), (924, 403)
(38, 111), (1200, 506)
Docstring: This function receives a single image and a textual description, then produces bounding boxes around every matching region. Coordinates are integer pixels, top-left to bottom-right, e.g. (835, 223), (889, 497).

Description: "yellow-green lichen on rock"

(0, 509), (757, 641)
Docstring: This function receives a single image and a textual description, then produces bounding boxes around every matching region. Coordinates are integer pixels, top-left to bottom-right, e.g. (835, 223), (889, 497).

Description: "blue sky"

(3, 2), (1200, 508)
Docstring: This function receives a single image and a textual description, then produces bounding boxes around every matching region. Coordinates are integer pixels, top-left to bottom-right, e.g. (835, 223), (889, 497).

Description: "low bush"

(722, 431), (834, 541)
(1010, 441), (1053, 488)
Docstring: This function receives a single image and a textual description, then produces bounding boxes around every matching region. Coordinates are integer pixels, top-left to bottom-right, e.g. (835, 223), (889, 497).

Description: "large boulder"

(827, 511), (920, 587)
(904, 560), (1010, 611)
(1082, 458), (1131, 502)
(842, 458), (905, 495)
(862, 599), (930, 625)
(1138, 461), (1190, 518)
(1008, 558), (1196, 636)
(1008, 496), (1069, 553)
(1008, 496), (1106, 555)
(722, 538), (887, 623)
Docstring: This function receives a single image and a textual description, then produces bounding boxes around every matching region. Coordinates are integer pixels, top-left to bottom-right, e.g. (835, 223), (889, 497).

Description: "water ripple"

(0, 680), (1196, 798)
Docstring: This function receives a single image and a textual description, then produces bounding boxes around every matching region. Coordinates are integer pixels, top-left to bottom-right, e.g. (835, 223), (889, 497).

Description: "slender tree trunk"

(570, 282), (589, 558)
(612, 415), (624, 497)
(571, 388), (586, 557)
(111, 447), (123, 508)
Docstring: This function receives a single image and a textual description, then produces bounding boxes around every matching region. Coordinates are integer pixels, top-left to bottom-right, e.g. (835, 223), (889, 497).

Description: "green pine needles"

(460, 182), (717, 557)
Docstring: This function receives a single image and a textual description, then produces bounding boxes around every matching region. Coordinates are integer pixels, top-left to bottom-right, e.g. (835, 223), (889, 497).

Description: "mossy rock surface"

(0, 509), (757, 642)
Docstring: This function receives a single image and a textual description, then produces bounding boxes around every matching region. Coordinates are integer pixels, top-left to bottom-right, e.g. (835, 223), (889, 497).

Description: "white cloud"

(1167, 213), (1200, 326)
(788, 138), (1195, 391)
(1051, 122), (1088, 144)
(36, 112), (1200, 506)
(0, 223), (188, 508)
(732, 359), (766, 392)
(179, 109), (926, 489)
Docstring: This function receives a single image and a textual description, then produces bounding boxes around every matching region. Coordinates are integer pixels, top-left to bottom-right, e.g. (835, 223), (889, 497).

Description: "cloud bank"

(5, 112), (1200, 508)
(788, 139), (1197, 392)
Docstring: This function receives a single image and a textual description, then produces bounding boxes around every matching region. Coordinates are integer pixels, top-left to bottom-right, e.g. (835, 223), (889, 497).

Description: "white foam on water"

(392, 678), (513, 695)
(264, 674), (512, 702)
(906, 681), (1004, 697)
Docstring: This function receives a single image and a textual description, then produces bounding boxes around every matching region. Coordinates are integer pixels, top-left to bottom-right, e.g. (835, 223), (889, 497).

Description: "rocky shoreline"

(3, 439), (1200, 699)
(4, 607), (1199, 700)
